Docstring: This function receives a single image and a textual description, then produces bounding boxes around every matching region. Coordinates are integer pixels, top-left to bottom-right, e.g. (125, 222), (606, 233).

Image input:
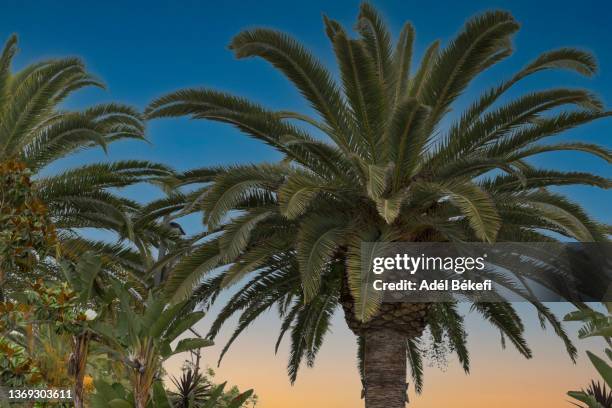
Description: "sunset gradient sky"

(1, 0), (610, 406)
(163, 303), (603, 407)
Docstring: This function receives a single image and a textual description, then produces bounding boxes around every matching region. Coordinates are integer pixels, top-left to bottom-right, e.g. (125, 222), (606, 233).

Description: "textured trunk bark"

(339, 264), (428, 407)
(135, 395), (147, 408)
(73, 374), (85, 408)
(132, 368), (150, 408)
(0, 268), (4, 302)
(134, 380), (148, 408)
(70, 333), (90, 408)
(363, 329), (407, 408)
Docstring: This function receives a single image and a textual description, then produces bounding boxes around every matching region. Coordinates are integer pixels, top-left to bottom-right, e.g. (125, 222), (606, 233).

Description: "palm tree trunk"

(363, 329), (407, 408)
(133, 344), (156, 408)
(135, 391), (148, 408)
(132, 368), (148, 408)
(70, 332), (90, 408)
(0, 267), (5, 302)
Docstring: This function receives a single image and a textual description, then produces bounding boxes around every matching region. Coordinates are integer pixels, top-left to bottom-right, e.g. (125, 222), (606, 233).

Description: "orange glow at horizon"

(165, 303), (602, 407)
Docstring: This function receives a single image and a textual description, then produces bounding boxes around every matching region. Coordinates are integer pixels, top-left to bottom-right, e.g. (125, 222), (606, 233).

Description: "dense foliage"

(566, 305), (612, 408)
(0, 34), (254, 408)
(0, 160), (57, 300)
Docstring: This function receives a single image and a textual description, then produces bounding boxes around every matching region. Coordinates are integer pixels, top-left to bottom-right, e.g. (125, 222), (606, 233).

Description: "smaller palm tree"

(0, 34), (175, 277)
(90, 278), (213, 408)
(566, 304), (612, 408)
(169, 367), (211, 408)
(570, 381), (612, 408)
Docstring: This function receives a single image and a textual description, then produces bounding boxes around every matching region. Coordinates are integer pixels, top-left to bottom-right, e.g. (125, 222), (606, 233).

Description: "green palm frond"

(346, 226), (399, 322)
(164, 239), (223, 303)
(287, 289), (338, 383)
(391, 22), (415, 105)
(331, 29), (385, 162)
(228, 28), (355, 154)
(429, 303), (470, 372)
(507, 142), (611, 163)
(385, 97), (430, 187)
(406, 337), (424, 393)
(214, 267), (299, 364)
(219, 209), (274, 261)
(420, 11), (519, 132)
(356, 3), (394, 99)
(297, 213), (348, 301)
(0, 35), (18, 107)
(434, 89), (604, 165)
(471, 302), (532, 358)
(448, 48), (598, 141)
(278, 170), (323, 219)
(201, 164), (282, 228)
(407, 40), (440, 100)
(413, 180), (501, 242)
(221, 229), (295, 286)
(485, 169), (610, 193)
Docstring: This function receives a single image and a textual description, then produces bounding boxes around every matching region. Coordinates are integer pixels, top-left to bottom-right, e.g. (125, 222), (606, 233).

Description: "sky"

(1, 0), (611, 407)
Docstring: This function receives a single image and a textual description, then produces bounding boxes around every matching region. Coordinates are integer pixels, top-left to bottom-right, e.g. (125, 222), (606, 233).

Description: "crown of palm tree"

(146, 3), (610, 389)
(0, 35), (179, 270)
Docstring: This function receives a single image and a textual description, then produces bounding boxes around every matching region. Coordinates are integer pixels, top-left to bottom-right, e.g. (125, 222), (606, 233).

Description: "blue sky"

(2, 2), (610, 405)
(1, 0), (609, 235)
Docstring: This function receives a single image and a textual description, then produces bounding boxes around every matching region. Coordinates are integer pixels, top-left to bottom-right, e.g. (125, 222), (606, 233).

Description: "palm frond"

(228, 27), (357, 154)
(420, 11), (519, 132)
(392, 22), (415, 105)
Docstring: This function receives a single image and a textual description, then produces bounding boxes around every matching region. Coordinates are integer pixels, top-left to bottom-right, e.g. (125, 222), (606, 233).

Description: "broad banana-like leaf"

(587, 351), (612, 387)
(171, 338), (214, 356)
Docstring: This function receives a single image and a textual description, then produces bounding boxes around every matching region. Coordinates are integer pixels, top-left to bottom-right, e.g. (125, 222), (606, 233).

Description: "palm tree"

(146, 4), (611, 407)
(0, 34), (176, 293)
(169, 367), (212, 408)
(56, 191), (216, 408)
(0, 34), (186, 407)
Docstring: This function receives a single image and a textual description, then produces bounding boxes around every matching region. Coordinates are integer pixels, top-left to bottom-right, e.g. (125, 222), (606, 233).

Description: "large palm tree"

(146, 4), (611, 407)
